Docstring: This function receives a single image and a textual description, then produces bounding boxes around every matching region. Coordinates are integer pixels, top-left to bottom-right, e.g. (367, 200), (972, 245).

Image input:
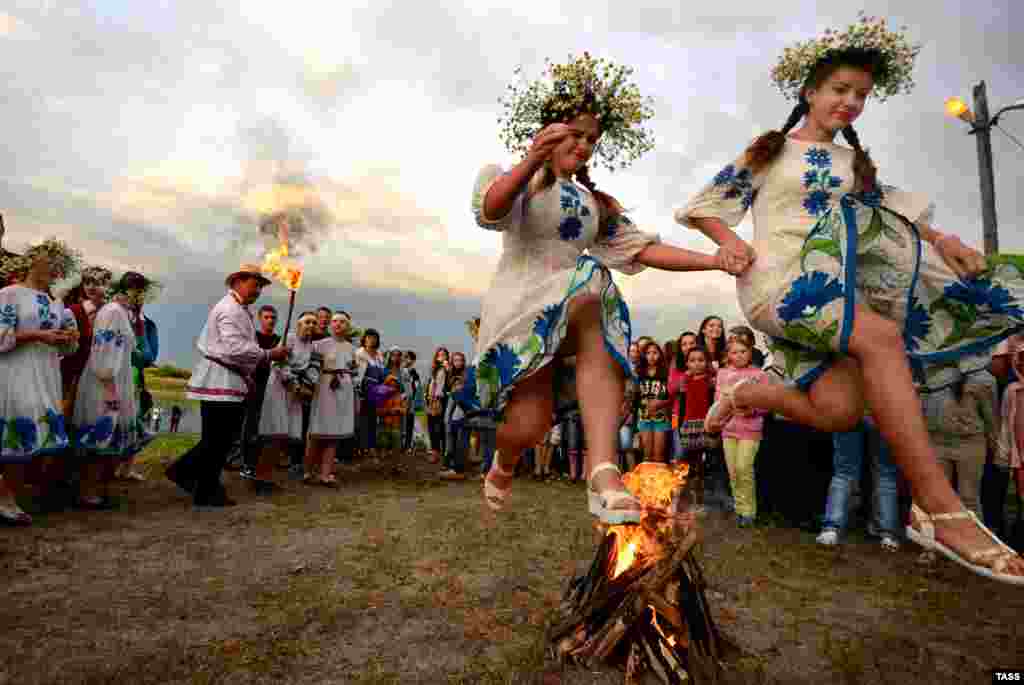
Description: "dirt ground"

(1, 436), (1021, 685)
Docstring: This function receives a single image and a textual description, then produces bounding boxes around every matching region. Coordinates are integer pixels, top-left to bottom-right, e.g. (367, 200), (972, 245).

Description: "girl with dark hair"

(678, 15), (1024, 581)
(636, 342), (671, 463)
(425, 347), (450, 464)
(669, 331), (698, 461)
(355, 327), (385, 459)
(470, 54), (748, 524)
(696, 316), (726, 369)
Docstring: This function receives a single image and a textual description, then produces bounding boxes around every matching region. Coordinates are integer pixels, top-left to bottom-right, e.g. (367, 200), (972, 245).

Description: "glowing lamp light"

(945, 97), (975, 123)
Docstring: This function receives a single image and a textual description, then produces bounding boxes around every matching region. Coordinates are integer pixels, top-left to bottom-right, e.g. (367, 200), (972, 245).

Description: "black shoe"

(252, 480), (279, 496)
(165, 465), (195, 495)
(193, 494), (237, 509)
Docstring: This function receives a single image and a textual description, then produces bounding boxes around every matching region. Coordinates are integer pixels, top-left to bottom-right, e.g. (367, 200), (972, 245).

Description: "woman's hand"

(933, 234), (987, 280)
(714, 239), (756, 276)
(526, 123), (572, 165)
(36, 329), (74, 347)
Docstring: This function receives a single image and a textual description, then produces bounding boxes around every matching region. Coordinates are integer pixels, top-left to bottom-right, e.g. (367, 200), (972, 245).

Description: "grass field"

(1, 436), (1021, 684)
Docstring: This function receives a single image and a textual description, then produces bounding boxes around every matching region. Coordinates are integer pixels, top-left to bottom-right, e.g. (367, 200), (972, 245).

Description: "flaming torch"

(261, 216), (305, 340)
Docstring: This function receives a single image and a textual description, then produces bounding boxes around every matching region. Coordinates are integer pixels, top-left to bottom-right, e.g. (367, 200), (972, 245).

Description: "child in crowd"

(993, 335), (1024, 533)
(726, 325), (766, 369)
(425, 347), (450, 464)
(818, 417), (902, 550)
(678, 346), (717, 513)
(668, 332), (698, 463)
(376, 347), (407, 455)
(708, 338), (768, 526)
(534, 426), (556, 481)
(636, 341), (672, 463)
(922, 370), (1000, 518)
(439, 352), (469, 479)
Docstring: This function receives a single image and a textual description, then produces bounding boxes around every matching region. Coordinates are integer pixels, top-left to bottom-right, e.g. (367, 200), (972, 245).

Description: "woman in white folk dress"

(306, 311), (357, 486)
(676, 15), (1024, 582)
(465, 54), (749, 525)
(255, 311), (321, 492)
(0, 239), (80, 525)
(73, 271), (159, 508)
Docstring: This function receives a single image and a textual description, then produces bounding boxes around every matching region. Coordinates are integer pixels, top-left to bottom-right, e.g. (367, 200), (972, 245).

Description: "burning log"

(548, 462), (723, 684)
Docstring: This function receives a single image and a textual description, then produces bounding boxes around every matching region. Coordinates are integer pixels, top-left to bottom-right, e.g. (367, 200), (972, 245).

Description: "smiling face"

(805, 65), (874, 134)
(628, 342), (641, 366)
(550, 113), (600, 179)
(297, 314), (318, 341)
(329, 314), (350, 339)
(678, 333), (697, 358)
(451, 352), (466, 371)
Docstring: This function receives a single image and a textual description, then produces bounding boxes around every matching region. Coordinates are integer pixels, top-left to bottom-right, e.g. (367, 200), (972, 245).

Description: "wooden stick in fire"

(281, 288), (297, 342)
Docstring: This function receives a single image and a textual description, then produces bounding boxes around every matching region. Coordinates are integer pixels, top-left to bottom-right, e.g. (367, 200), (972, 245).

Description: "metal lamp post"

(945, 84), (1024, 256)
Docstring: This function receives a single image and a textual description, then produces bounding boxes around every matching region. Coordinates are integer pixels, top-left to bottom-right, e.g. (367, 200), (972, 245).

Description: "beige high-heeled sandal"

(588, 463), (643, 525)
(906, 503), (1024, 585)
(484, 453), (515, 511)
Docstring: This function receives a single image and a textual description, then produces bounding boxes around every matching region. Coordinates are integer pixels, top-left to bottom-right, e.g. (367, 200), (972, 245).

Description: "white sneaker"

(880, 535), (900, 552)
(816, 529), (839, 546)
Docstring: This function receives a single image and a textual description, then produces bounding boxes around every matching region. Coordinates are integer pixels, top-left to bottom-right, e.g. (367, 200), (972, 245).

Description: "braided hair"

(744, 49), (881, 191)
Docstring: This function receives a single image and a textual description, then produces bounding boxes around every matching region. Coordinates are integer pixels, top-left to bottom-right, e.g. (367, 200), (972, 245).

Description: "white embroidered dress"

(0, 285), (78, 461)
(309, 337), (356, 439)
(464, 165), (659, 417)
(259, 334), (317, 440)
(677, 139), (1024, 393)
(73, 301), (153, 459)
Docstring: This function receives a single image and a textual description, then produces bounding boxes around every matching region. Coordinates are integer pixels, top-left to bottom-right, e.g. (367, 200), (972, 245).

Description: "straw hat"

(226, 262), (272, 287)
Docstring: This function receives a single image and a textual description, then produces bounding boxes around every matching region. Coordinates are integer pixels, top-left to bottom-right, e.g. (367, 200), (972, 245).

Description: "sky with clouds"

(1, 0), (1022, 370)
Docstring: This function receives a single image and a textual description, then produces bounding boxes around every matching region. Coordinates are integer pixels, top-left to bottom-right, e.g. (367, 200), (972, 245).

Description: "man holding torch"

(167, 263), (289, 508)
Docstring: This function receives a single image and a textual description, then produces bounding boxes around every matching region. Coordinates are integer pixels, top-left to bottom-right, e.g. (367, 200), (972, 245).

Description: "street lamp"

(944, 82), (1023, 256)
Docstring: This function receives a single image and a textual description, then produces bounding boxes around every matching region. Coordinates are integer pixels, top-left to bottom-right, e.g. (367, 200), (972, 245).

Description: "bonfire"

(549, 462), (722, 684)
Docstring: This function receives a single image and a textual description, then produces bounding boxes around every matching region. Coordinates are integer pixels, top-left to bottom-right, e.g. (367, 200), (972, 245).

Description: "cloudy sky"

(1, 0), (1022, 369)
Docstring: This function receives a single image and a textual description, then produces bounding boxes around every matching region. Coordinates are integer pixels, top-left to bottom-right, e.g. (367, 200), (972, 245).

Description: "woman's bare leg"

(487, 363), (556, 493)
(638, 432), (652, 462)
(735, 305), (1023, 575)
(651, 431), (669, 463)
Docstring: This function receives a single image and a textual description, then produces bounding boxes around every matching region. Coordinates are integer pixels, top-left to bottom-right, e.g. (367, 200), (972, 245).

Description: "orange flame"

(261, 219), (304, 291)
(649, 608), (678, 647)
(606, 462), (691, 579)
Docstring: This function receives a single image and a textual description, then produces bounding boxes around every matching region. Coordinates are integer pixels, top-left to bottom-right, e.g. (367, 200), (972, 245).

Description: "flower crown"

(497, 53), (656, 172)
(1, 237), (82, 281)
(81, 265), (113, 286)
(108, 272), (163, 304)
(771, 13), (921, 102)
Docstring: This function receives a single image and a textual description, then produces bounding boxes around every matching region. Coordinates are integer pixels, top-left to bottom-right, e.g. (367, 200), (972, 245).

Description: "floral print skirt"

(760, 195), (1024, 393)
(459, 256), (634, 420)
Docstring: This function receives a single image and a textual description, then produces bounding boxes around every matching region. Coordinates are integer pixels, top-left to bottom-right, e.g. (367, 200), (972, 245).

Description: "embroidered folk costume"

(309, 334), (356, 440)
(73, 273), (159, 461)
(677, 15), (1024, 395)
(259, 325), (322, 441)
(464, 54), (659, 420)
(0, 240), (80, 464)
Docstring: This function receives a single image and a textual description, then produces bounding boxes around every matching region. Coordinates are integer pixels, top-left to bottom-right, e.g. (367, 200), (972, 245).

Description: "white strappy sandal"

(483, 452), (515, 512)
(588, 463), (643, 525)
(906, 503), (1024, 586)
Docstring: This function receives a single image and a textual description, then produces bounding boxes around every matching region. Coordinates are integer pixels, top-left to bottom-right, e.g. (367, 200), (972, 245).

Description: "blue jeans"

(823, 421), (900, 537)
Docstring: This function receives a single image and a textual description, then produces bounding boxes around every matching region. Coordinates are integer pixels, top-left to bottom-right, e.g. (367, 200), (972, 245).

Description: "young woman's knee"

(850, 311), (903, 356)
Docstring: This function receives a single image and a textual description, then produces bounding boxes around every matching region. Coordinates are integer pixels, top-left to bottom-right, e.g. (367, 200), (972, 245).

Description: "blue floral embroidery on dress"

(942, 279), (1024, 318)
(604, 214), (634, 241)
(805, 148), (832, 168)
(483, 343), (521, 386)
(903, 296), (931, 351)
(777, 271), (845, 323)
(13, 417), (37, 452)
(0, 304), (15, 328)
(35, 294), (48, 305)
(532, 303), (563, 340)
(558, 182), (591, 241)
(801, 147), (843, 217)
(45, 408), (67, 443)
(859, 187), (884, 207)
(85, 415), (115, 445)
(93, 328), (125, 348)
(712, 164), (755, 210)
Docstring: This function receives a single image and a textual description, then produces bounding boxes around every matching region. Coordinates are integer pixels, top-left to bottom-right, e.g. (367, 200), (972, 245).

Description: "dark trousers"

(427, 414), (446, 453)
(444, 421), (469, 473)
(172, 400), (246, 504)
(981, 462), (1011, 538)
(402, 411), (416, 450)
(359, 407), (378, 450)
(241, 386), (268, 470)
